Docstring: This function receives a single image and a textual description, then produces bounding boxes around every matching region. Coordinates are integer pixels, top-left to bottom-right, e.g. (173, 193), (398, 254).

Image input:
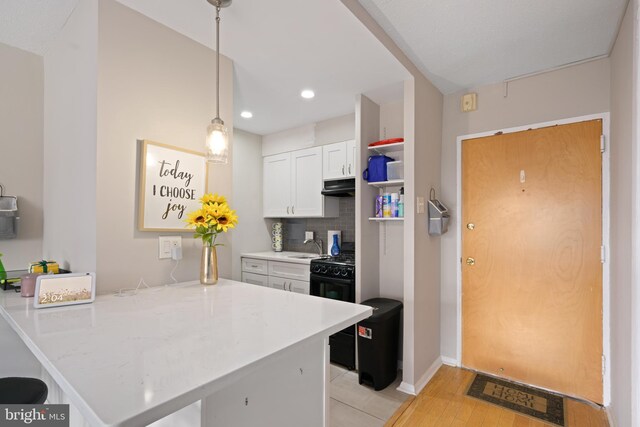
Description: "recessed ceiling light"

(300, 89), (315, 99)
(240, 111), (253, 119)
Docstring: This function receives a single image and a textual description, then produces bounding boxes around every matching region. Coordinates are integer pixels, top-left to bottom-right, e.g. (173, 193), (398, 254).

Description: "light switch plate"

(417, 197), (425, 214)
(159, 236), (182, 259)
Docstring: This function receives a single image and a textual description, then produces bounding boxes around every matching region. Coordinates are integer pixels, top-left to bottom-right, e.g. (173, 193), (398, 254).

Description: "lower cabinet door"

(268, 276), (287, 291)
(289, 279), (310, 295)
(242, 272), (270, 287)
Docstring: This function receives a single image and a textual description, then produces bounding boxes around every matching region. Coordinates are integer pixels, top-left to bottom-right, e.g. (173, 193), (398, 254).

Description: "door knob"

(466, 257), (475, 266)
(467, 223), (475, 230)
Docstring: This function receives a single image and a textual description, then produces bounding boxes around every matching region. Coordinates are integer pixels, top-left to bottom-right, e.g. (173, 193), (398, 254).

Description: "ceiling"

(359, 0), (629, 94)
(0, 0), (630, 134)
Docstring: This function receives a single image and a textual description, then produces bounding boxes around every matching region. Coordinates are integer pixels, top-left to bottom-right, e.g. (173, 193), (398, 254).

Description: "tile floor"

(329, 364), (410, 427)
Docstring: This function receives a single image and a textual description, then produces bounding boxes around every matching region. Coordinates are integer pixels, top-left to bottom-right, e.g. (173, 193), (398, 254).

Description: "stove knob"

(321, 266), (328, 274)
(311, 265), (319, 273)
(341, 269), (349, 277)
(333, 267), (340, 275)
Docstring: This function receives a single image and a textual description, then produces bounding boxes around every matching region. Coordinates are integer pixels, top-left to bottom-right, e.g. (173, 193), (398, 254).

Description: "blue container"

(362, 155), (394, 182)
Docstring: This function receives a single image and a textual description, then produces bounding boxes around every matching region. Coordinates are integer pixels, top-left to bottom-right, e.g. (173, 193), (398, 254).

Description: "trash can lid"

(361, 298), (403, 322)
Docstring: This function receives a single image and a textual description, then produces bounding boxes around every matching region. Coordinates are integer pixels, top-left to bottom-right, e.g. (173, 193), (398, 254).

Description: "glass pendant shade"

(206, 118), (229, 164)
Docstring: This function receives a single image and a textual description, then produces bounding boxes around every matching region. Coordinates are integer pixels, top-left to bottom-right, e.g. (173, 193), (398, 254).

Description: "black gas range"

(310, 243), (356, 369)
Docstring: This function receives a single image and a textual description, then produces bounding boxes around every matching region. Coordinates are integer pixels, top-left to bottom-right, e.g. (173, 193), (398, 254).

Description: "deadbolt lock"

(466, 257), (475, 266)
(467, 223), (475, 230)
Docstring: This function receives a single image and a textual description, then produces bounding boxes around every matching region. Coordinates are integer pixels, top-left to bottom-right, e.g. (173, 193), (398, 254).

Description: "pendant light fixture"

(205, 0), (232, 163)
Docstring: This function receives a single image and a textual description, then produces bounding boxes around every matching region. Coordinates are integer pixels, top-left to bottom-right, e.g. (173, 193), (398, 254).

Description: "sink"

(286, 254), (318, 259)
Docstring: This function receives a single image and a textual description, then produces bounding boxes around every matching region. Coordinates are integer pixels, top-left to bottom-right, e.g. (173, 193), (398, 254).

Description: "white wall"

(404, 75), (443, 391)
(231, 129), (272, 281)
(95, 0), (234, 293)
(262, 113), (355, 156)
(610, 3), (634, 425)
(42, 0), (98, 273)
(439, 58), (612, 361)
(378, 100), (404, 301)
(315, 113), (356, 145)
(0, 43), (43, 270)
(630, 0), (640, 424)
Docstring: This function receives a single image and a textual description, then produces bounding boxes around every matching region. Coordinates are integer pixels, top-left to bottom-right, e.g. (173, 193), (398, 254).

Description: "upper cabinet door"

(322, 141), (347, 180)
(345, 140), (356, 178)
(291, 147), (323, 217)
(263, 153), (292, 218)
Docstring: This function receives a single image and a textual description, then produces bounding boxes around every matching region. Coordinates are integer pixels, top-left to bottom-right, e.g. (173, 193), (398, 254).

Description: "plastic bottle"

(398, 187), (405, 218)
(391, 193), (399, 217)
(331, 234), (341, 256)
(382, 193), (391, 217)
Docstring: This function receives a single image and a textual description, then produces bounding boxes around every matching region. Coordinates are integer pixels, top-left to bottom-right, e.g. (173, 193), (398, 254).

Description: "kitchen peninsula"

(0, 279), (371, 427)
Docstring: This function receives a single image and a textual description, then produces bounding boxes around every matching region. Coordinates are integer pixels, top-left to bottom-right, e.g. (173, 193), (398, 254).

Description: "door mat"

(466, 373), (565, 426)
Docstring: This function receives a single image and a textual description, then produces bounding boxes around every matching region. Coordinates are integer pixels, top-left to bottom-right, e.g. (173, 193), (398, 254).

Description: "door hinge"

(600, 135), (606, 153)
(601, 246), (606, 263)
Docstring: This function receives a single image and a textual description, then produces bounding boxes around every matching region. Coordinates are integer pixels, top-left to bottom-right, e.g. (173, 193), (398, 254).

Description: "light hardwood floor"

(385, 365), (609, 427)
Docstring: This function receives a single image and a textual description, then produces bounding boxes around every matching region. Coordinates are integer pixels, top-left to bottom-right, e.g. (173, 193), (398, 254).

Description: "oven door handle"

(309, 274), (354, 286)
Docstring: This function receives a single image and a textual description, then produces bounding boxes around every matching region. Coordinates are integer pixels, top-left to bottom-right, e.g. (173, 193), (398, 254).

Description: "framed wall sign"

(34, 273), (96, 309)
(138, 140), (208, 231)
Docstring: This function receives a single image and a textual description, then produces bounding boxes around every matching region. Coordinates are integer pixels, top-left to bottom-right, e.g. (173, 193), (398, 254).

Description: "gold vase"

(200, 246), (218, 285)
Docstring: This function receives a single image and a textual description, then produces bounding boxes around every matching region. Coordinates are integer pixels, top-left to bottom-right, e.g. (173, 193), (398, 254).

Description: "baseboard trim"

(397, 381), (416, 395)
(415, 357), (443, 394)
(441, 356), (459, 367)
(397, 356), (443, 396)
(605, 406), (615, 427)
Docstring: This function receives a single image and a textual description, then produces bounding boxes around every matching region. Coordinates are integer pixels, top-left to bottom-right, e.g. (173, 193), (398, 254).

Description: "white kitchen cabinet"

(268, 276), (287, 291)
(290, 147), (323, 217)
(289, 279), (310, 295)
(268, 261), (311, 281)
(346, 139), (356, 178)
(241, 272), (270, 287)
(322, 140), (356, 180)
(263, 153), (291, 217)
(268, 276), (310, 294)
(263, 147), (338, 218)
(242, 256), (310, 294)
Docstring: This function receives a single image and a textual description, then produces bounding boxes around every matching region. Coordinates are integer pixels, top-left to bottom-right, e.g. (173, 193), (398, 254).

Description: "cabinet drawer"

(268, 261), (310, 281)
(268, 276), (287, 291)
(242, 272), (270, 288)
(241, 258), (269, 275)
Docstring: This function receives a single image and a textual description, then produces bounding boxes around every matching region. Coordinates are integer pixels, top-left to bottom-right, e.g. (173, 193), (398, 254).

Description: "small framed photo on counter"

(34, 273), (96, 309)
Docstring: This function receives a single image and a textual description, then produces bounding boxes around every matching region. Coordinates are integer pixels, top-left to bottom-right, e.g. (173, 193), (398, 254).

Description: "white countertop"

(0, 279), (371, 427)
(241, 251), (323, 264)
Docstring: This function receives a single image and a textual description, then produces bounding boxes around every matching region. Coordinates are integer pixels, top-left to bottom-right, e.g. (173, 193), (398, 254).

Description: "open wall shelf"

(368, 217), (404, 222)
(367, 142), (404, 154)
(367, 179), (404, 188)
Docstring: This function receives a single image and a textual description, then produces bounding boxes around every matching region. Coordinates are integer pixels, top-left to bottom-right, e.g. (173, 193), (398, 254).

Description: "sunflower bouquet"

(186, 193), (238, 246)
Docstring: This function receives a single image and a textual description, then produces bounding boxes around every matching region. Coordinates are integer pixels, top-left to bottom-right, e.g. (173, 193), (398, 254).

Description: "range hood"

(321, 178), (355, 197)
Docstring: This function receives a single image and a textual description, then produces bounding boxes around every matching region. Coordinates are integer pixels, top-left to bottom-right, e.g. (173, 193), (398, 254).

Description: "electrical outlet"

(417, 197), (425, 214)
(305, 231), (314, 241)
(159, 236), (182, 259)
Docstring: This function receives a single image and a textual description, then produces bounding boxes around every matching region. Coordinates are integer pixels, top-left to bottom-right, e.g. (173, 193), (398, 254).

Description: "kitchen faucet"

(304, 237), (324, 256)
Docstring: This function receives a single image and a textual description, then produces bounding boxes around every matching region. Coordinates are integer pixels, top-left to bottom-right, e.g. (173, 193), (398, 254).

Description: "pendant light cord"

(215, 6), (221, 120)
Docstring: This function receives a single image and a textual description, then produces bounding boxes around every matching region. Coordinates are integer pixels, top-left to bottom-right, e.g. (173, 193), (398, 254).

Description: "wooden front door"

(461, 120), (603, 403)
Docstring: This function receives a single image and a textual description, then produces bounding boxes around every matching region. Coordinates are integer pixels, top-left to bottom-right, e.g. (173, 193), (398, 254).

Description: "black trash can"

(357, 298), (403, 391)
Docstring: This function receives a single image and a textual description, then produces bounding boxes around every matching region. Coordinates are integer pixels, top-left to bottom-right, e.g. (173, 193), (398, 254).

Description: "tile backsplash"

(281, 197), (355, 253)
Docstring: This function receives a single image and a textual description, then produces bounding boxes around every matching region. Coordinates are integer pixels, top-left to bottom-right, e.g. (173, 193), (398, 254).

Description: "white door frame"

(455, 112), (611, 405)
